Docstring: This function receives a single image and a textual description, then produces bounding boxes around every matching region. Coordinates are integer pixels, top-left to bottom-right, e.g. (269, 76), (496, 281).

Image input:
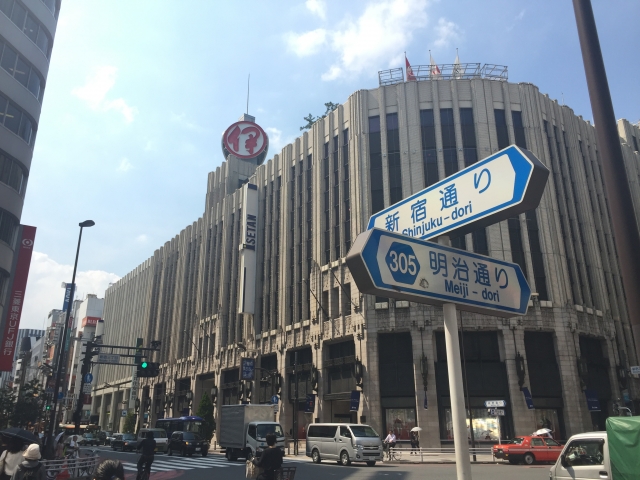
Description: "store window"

(443, 408), (501, 442)
(384, 408), (416, 441)
(533, 409), (562, 440)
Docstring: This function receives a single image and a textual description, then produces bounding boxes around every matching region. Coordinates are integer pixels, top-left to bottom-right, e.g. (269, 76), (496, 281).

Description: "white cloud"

(136, 234), (148, 243)
(117, 157), (133, 172)
(20, 252), (120, 331)
(72, 66), (138, 123)
(286, 0), (430, 81)
(306, 0), (327, 19)
(507, 9), (526, 31)
(265, 127), (296, 155)
(433, 17), (462, 48)
(171, 112), (205, 132)
(285, 29), (328, 57)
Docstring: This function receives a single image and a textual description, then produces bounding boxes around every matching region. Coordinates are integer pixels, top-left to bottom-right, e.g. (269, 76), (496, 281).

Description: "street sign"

(484, 400), (507, 408)
(346, 228), (531, 317)
(489, 408), (505, 416)
(630, 366), (640, 375)
(58, 392), (63, 400)
(82, 384), (92, 394)
(271, 395), (279, 405)
(367, 145), (549, 240)
(97, 353), (120, 364)
(84, 373), (93, 384)
(121, 409), (127, 417)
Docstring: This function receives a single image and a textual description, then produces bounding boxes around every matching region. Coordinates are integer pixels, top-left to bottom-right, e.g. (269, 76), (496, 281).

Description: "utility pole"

(73, 340), (97, 433)
(573, 0), (640, 362)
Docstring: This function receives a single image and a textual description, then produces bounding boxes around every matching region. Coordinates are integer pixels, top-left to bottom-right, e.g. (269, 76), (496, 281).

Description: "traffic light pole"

(73, 340), (96, 434)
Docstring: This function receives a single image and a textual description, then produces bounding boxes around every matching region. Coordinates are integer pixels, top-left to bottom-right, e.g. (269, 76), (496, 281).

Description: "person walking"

(9, 444), (45, 480)
(410, 430), (420, 455)
(0, 437), (25, 480)
(252, 433), (283, 480)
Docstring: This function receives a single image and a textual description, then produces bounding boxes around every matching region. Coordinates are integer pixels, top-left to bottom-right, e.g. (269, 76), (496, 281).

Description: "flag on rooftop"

(430, 50), (441, 78)
(405, 53), (417, 81)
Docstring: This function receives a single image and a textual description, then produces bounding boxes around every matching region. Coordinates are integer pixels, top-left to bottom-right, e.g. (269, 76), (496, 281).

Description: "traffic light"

(137, 361), (160, 378)
(45, 405), (51, 411)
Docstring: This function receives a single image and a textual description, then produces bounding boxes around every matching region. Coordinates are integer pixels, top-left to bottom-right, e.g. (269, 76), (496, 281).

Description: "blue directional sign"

(271, 395), (279, 405)
(367, 145), (549, 239)
(241, 357), (255, 380)
(84, 373), (93, 384)
(346, 228), (531, 317)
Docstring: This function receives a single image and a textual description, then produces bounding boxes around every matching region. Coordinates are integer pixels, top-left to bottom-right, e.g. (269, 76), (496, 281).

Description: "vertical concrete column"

(99, 394), (108, 430)
(363, 320), (383, 436)
(412, 322), (440, 448)
(109, 391), (118, 432)
(313, 342), (323, 423)
(503, 326), (536, 435)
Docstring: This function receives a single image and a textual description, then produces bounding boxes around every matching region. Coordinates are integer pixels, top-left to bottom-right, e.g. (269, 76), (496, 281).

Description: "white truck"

(219, 404), (285, 461)
(549, 416), (639, 480)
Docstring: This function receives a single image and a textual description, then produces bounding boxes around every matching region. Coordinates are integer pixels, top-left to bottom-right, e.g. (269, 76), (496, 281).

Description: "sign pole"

(441, 229), (472, 480)
(444, 302), (472, 479)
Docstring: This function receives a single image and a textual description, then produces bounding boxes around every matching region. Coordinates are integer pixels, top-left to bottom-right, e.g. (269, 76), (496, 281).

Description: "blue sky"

(19, 0), (640, 329)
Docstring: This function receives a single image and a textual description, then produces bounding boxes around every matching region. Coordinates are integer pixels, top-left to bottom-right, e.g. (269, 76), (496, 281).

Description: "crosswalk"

(121, 455), (242, 473)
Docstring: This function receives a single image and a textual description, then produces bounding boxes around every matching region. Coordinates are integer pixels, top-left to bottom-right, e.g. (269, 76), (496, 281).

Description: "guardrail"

(384, 447), (495, 463)
(41, 453), (100, 479)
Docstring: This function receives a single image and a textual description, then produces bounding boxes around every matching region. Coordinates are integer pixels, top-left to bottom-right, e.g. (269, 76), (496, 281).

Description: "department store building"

(93, 64), (640, 445)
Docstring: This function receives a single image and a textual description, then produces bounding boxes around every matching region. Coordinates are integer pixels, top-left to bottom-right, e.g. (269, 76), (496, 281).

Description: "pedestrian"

(92, 460), (125, 480)
(9, 444), (45, 480)
(410, 430), (420, 455)
(252, 433), (283, 480)
(66, 436), (79, 459)
(0, 437), (25, 480)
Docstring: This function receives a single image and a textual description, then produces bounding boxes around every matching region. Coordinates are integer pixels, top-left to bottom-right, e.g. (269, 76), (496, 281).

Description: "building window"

(342, 129), (351, 253)
(441, 108), (458, 177)
(332, 135), (340, 260)
(508, 216), (528, 278)
(0, 208), (18, 246)
(494, 109), (509, 150)
(633, 135), (639, 152)
(0, 0), (51, 58)
(0, 151), (26, 194)
(460, 108), (478, 166)
(0, 93), (34, 144)
(451, 234), (466, 251)
(525, 210), (548, 300)
(386, 113), (403, 205)
(343, 283), (351, 316)
(369, 116), (384, 214)
(512, 111), (527, 149)
(472, 228), (488, 256)
(0, 40), (43, 101)
(40, 0), (57, 16)
(420, 109), (438, 187)
(323, 142), (330, 265)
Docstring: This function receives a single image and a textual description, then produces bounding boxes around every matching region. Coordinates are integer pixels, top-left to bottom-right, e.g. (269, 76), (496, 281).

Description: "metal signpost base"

(443, 302), (472, 480)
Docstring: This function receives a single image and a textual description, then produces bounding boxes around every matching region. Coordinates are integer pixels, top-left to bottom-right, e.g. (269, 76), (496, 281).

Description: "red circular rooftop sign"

(222, 121), (269, 160)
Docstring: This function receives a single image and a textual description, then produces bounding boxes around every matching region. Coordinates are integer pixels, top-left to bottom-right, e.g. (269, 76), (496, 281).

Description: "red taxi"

(492, 436), (563, 465)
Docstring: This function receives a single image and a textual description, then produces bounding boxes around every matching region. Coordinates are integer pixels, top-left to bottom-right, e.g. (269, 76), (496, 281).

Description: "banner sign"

(0, 226), (36, 371)
(350, 390), (360, 412)
(81, 316), (101, 327)
(241, 357), (255, 380)
(305, 394), (315, 413)
(238, 183), (259, 314)
(522, 387), (535, 410)
(585, 389), (601, 412)
(62, 283), (75, 312)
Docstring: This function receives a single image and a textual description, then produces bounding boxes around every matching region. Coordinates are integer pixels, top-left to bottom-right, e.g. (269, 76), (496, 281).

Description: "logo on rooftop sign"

(222, 120), (269, 160)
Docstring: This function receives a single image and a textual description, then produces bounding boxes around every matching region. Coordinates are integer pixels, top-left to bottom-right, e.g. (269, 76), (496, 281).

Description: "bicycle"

(76, 449), (99, 478)
(383, 444), (402, 462)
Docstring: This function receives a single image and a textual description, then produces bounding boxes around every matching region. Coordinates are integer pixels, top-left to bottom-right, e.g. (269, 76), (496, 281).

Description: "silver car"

(306, 423), (383, 466)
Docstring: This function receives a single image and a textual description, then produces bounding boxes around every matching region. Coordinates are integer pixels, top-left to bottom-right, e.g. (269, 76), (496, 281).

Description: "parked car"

(167, 431), (209, 457)
(111, 433), (137, 452)
(306, 423), (383, 466)
(104, 432), (116, 446)
(137, 428), (169, 454)
(79, 433), (100, 446)
(493, 436), (564, 465)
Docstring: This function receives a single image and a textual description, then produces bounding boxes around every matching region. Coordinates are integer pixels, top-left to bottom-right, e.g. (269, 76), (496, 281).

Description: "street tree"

(196, 392), (215, 442)
(123, 411), (136, 434)
(0, 384), (15, 429)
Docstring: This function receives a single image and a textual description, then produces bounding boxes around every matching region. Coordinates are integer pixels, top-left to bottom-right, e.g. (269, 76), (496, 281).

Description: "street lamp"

(186, 391), (193, 414)
(44, 220), (94, 458)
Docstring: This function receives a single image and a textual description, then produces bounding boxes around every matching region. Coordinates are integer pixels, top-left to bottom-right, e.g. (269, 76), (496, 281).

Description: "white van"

(306, 423), (383, 466)
(550, 432), (608, 479)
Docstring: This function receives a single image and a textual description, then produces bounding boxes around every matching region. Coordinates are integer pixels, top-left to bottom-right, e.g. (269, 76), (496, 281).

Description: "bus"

(155, 416), (204, 438)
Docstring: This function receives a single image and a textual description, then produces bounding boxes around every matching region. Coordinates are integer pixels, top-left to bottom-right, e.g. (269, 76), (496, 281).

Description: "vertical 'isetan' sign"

(238, 183), (258, 314)
(0, 225), (36, 371)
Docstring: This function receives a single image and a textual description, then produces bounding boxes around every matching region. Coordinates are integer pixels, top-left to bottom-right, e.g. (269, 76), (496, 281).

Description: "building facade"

(94, 75), (640, 446)
(0, 0), (60, 329)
